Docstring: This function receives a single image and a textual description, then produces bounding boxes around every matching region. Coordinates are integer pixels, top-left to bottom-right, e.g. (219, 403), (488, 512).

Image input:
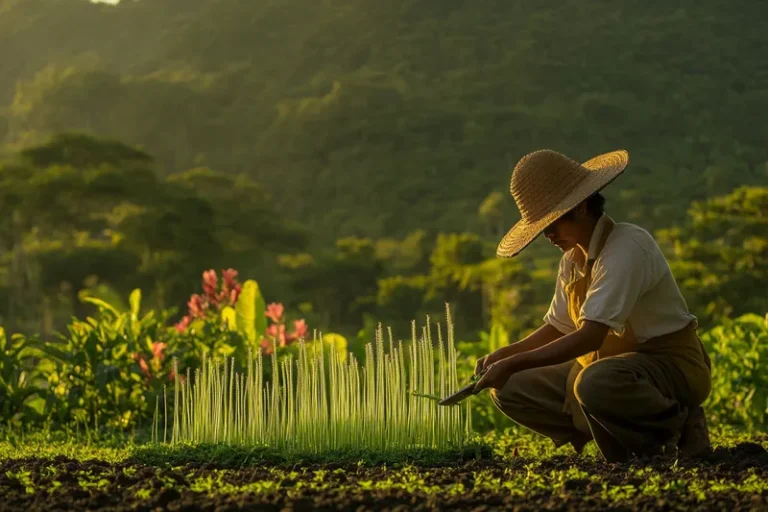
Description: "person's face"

(542, 202), (589, 252)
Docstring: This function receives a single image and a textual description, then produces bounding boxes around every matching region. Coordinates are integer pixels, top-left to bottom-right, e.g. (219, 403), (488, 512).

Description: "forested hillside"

(2, 0), (767, 242)
(0, 0), (766, 344)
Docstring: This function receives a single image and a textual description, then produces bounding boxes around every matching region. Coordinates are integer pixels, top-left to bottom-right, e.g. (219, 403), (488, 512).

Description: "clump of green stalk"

(168, 305), (472, 455)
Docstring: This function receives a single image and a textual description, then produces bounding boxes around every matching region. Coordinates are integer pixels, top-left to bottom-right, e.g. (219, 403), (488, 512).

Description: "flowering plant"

(132, 341), (182, 385)
(261, 302), (308, 355)
(173, 269), (308, 357)
(175, 269), (243, 332)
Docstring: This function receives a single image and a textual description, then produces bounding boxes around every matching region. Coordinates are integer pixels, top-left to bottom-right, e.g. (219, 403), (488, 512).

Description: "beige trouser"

(490, 352), (704, 461)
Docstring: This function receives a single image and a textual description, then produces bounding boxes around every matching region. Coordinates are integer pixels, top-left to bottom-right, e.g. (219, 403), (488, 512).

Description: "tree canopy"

(2, 0), (767, 243)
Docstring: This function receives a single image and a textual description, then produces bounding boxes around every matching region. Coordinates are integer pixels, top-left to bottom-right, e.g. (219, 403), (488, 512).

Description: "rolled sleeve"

(544, 257), (576, 334)
(578, 239), (650, 333)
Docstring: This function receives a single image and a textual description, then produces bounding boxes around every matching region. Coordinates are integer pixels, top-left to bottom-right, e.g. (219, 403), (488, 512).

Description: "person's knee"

(573, 362), (615, 413)
(490, 368), (537, 408)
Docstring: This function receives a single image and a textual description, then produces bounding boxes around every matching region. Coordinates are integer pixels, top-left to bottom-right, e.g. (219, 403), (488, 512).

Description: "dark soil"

(2, 443), (768, 511)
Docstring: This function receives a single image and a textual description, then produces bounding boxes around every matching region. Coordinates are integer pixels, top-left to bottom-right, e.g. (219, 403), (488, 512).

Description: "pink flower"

(293, 319), (308, 340)
(260, 338), (274, 355)
(265, 303), (284, 323)
(175, 315), (192, 332)
(229, 285), (242, 305)
(202, 269), (218, 303)
(222, 268), (239, 291)
(133, 353), (151, 379)
(188, 294), (206, 318)
(286, 319), (308, 342)
(266, 322), (287, 347)
(152, 342), (167, 362)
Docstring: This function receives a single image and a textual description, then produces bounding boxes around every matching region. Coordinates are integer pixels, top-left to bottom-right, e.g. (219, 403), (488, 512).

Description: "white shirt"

(544, 214), (697, 342)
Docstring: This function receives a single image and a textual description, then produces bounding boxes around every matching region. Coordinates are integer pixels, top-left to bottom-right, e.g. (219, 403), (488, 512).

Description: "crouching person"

(474, 149), (711, 463)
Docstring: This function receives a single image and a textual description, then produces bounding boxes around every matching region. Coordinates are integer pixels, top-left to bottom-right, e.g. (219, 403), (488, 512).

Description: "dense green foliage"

(657, 187), (768, 325)
(702, 313), (768, 431)
(0, 134), (305, 336)
(2, 0), (767, 242)
(3, 285), (767, 436)
(1, 0), (765, 341)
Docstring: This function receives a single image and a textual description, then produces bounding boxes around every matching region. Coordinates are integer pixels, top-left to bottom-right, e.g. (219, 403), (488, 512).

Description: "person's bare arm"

(503, 320), (609, 372)
(475, 320), (610, 391)
(477, 323), (565, 373)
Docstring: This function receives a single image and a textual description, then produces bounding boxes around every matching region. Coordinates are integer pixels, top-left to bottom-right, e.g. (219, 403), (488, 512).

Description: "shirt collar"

(565, 213), (611, 268)
(587, 213), (611, 261)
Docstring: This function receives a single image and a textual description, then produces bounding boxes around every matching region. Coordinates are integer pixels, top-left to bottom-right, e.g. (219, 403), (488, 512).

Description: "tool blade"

(438, 382), (477, 406)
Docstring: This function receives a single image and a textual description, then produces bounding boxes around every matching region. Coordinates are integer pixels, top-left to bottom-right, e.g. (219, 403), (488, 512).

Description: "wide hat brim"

(496, 149), (629, 258)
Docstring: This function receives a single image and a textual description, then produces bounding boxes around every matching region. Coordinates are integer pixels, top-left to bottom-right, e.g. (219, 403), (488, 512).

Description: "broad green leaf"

(236, 280), (266, 343)
(235, 280), (256, 343)
(221, 306), (237, 331)
(42, 344), (73, 363)
(129, 288), (141, 318)
(112, 342), (128, 359)
(216, 343), (236, 357)
(25, 396), (46, 416)
(80, 296), (120, 318)
(189, 318), (206, 333)
(78, 284), (128, 314)
(254, 289), (267, 337)
(318, 333), (348, 362)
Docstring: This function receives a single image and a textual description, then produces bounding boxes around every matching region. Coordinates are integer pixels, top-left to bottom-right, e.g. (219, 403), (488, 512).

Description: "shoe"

(678, 406), (712, 457)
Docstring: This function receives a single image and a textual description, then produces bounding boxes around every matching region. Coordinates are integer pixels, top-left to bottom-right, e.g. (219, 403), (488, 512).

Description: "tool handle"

(471, 365), (489, 383)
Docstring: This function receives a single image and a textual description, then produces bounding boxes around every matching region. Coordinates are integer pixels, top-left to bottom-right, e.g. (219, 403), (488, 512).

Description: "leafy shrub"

(171, 268), (308, 367)
(701, 313), (768, 431)
(42, 289), (171, 429)
(0, 328), (47, 424)
(32, 268), (311, 430)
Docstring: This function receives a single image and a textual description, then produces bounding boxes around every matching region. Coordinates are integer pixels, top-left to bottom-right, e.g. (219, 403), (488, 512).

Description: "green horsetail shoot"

(165, 308), (473, 456)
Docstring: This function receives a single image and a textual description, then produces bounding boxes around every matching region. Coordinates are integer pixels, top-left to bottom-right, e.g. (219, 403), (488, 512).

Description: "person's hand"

(474, 355), (490, 376)
(475, 347), (508, 375)
(473, 359), (514, 392)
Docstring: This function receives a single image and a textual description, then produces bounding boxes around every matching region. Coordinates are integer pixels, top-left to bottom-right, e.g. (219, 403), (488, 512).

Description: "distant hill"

(2, 0), (767, 243)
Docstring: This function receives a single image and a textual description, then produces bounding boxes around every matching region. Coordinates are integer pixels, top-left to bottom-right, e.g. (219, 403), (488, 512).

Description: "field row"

(2, 438), (767, 511)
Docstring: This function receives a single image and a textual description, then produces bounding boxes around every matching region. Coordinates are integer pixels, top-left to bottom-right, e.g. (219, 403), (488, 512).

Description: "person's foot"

(678, 406), (712, 457)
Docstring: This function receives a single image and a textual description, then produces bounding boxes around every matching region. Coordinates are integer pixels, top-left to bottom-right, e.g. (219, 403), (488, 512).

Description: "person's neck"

(574, 214), (601, 262)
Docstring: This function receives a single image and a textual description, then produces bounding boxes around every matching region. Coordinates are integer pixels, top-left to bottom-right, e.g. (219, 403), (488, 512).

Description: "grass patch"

(1, 426), (765, 467)
(129, 438), (494, 468)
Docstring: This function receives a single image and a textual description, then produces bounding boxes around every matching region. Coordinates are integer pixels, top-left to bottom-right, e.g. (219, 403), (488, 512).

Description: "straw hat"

(496, 149), (629, 258)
